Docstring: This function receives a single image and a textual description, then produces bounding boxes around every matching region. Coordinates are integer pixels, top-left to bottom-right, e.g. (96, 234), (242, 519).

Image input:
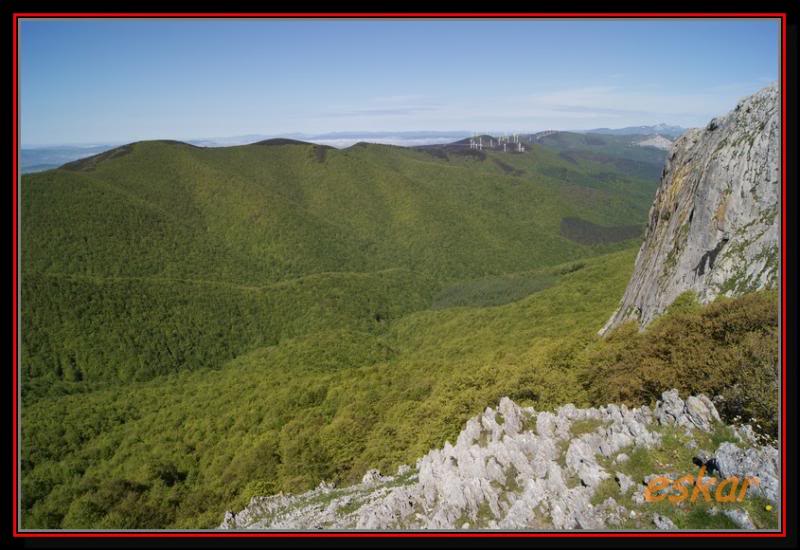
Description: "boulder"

(714, 442), (779, 503)
(653, 513), (677, 530)
(220, 391), (778, 531)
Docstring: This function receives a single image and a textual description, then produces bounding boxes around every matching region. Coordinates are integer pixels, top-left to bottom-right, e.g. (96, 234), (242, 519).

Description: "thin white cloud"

(318, 94), (443, 118)
(291, 80), (776, 134)
(321, 106), (441, 118)
(370, 94), (429, 104)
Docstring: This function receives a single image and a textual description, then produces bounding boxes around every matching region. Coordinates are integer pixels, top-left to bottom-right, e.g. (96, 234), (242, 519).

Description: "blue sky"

(20, 18), (779, 146)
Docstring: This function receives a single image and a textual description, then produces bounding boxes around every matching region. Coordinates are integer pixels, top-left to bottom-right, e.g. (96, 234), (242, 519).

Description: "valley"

(15, 16), (782, 536)
(19, 121), (778, 530)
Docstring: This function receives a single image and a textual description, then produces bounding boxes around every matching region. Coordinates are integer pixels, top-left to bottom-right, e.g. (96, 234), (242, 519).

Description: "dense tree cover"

(534, 131), (669, 181)
(19, 139), (777, 530)
(559, 217), (642, 246)
(430, 262), (583, 309)
(22, 140), (655, 284)
(21, 250), (636, 528)
(21, 269), (434, 398)
(579, 290), (779, 437)
(21, 139), (656, 390)
(21, 245), (780, 529)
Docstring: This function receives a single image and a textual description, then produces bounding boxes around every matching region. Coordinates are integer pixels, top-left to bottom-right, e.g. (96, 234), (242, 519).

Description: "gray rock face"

(654, 389), (721, 432)
(637, 135), (674, 151)
(708, 506), (758, 529)
(653, 513), (677, 530)
(714, 442), (780, 503)
(361, 469), (388, 486)
(601, 82), (780, 334)
(615, 472), (635, 494)
(724, 508), (756, 530)
(219, 390), (778, 531)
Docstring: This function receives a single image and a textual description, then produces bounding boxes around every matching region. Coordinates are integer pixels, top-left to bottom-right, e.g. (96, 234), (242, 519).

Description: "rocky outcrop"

(219, 391), (778, 530)
(714, 442), (780, 503)
(601, 83), (780, 334)
(637, 135), (674, 151)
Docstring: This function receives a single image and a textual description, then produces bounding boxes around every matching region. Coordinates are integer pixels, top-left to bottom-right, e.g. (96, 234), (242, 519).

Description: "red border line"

(780, 10), (788, 536)
(9, 532), (789, 538)
(12, 12), (789, 539)
(12, 12), (788, 18)
(12, 11), (19, 542)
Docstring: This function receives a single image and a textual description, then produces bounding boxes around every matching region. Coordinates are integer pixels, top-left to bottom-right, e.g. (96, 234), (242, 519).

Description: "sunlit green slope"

(21, 138), (658, 393)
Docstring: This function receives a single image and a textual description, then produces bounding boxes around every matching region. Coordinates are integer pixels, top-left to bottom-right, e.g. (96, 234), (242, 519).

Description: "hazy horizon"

(20, 18), (779, 147)
(21, 125), (686, 149)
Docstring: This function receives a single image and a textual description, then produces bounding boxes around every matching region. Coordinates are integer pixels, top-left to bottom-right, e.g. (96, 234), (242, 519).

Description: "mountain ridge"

(583, 123), (687, 139)
(20, 98), (779, 531)
(21, 127), (681, 173)
(22, 136), (660, 396)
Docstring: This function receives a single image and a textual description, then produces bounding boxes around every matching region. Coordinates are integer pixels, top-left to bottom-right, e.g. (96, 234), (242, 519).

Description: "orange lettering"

(737, 477), (759, 501)
(645, 476), (672, 502)
(715, 476), (740, 503)
(669, 474), (694, 503)
(690, 466), (717, 503)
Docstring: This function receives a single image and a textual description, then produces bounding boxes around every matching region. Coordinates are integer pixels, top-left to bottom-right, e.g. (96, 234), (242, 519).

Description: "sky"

(19, 18), (780, 146)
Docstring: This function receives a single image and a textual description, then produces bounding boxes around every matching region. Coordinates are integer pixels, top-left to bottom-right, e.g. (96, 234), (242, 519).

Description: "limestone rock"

(653, 513), (676, 530)
(616, 472), (635, 494)
(724, 508), (756, 529)
(601, 82), (780, 334)
(361, 469), (386, 486)
(714, 442), (779, 502)
(655, 389), (720, 432)
(219, 390), (777, 531)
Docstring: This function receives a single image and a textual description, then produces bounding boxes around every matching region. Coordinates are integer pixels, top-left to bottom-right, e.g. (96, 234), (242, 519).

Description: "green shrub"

(579, 291), (779, 436)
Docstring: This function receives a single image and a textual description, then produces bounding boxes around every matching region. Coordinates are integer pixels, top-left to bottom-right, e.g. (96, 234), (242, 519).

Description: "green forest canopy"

(19, 137), (778, 529)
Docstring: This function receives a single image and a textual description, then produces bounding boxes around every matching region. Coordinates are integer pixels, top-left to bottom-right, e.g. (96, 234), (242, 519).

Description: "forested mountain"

(22, 137), (660, 395)
(20, 129), (777, 530)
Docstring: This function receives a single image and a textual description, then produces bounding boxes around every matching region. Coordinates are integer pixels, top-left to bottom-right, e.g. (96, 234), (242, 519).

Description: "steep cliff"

(601, 83), (780, 334)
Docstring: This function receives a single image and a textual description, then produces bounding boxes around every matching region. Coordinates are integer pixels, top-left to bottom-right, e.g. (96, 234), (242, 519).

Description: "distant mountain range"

(582, 123), (687, 138)
(20, 126), (684, 173)
(20, 132), (473, 172)
(21, 96), (780, 531)
(186, 131), (474, 148)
